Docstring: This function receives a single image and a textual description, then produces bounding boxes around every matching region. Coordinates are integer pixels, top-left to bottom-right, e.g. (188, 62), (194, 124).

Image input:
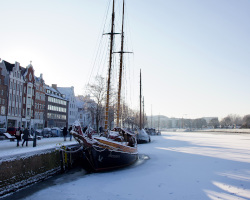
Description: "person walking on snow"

(69, 126), (72, 141)
(15, 127), (22, 147)
(22, 128), (30, 147)
(63, 127), (67, 141)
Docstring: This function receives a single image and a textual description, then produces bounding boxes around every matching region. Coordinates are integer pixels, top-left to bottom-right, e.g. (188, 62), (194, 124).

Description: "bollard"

(33, 132), (37, 147)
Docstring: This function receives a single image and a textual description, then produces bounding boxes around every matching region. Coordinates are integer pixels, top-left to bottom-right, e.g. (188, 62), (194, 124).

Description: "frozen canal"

(1, 131), (250, 200)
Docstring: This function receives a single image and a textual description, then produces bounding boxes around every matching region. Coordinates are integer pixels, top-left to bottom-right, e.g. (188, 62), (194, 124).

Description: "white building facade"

(57, 86), (78, 127)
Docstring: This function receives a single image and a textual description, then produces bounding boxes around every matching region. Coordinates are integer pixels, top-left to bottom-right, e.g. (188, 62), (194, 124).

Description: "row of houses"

(0, 59), (94, 130)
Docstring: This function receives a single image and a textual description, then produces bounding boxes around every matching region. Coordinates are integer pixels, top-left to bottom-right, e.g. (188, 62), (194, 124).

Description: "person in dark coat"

(68, 126), (72, 141)
(15, 127), (22, 147)
(22, 128), (30, 147)
(63, 127), (67, 141)
(83, 126), (87, 133)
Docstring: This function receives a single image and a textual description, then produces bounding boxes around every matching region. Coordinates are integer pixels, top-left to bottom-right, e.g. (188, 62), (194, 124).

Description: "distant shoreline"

(196, 128), (250, 134)
(163, 128), (250, 134)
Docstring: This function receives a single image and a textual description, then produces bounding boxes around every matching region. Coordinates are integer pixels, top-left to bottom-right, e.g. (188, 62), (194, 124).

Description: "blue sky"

(1, 0), (250, 119)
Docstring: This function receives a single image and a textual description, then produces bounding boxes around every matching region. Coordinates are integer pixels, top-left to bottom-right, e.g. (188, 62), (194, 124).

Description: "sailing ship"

(136, 69), (151, 143)
(71, 0), (138, 171)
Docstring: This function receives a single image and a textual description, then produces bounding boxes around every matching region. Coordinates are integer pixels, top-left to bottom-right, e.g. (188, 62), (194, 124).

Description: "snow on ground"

(2, 132), (250, 200)
(0, 137), (77, 162)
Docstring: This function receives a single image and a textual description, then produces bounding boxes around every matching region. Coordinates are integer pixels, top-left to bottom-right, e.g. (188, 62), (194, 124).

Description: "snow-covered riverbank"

(2, 131), (250, 200)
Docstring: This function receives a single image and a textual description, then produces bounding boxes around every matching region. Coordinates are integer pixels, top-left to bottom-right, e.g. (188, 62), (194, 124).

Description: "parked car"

(41, 128), (52, 138)
(51, 127), (62, 137)
(7, 127), (17, 136)
(0, 128), (6, 137)
(35, 129), (43, 136)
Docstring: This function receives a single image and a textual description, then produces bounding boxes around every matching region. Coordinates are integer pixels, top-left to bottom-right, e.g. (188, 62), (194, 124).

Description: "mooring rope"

(56, 145), (83, 153)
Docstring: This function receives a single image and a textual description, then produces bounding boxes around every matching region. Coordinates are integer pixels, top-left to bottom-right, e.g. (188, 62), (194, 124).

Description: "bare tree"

(242, 115), (250, 128)
(209, 118), (220, 128)
(86, 76), (106, 132)
(228, 114), (242, 126)
(192, 118), (207, 129)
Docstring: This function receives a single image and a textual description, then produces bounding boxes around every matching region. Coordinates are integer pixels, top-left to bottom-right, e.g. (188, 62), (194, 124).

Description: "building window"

(1, 106), (5, 115)
(28, 87), (31, 95)
(27, 97), (31, 105)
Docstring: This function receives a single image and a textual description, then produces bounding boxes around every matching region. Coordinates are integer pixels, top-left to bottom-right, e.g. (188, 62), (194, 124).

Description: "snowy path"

(2, 132), (250, 200)
(0, 137), (77, 160)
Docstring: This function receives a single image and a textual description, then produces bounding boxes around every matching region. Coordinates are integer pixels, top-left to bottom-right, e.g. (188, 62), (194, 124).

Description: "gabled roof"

(45, 85), (67, 101)
(57, 87), (74, 100)
(3, 60), (15, 72)
(35, 76), (44, 84)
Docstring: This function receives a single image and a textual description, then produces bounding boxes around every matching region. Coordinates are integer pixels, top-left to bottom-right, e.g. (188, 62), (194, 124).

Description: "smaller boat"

(136, 128), (151, 143)
(136, 69), (151, 144)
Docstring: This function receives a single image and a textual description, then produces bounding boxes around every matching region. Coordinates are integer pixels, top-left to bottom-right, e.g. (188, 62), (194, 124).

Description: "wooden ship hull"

(86, 144), (138, 171)
(72, 130), (138, 171)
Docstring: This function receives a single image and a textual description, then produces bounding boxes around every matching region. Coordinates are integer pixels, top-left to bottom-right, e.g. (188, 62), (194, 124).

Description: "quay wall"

(0, 144), (82, 197)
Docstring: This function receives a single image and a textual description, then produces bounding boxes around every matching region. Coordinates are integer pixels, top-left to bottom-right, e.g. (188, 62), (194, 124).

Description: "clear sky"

(1, 0), (250, 119)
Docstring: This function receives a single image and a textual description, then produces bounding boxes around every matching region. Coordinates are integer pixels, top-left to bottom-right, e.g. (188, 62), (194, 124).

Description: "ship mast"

(104, 0), (115, 130)
(143, 96), (144, 129)
(116, 0), (125, 127)
(140, 69), (142, 130)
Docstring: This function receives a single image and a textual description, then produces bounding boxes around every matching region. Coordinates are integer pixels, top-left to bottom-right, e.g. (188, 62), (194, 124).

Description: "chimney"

(52, 84), (57, 89)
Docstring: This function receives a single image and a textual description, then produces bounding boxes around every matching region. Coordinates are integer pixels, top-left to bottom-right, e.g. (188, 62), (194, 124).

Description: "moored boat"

(71, 0), (138, 171)
(71, 122), (137, 171)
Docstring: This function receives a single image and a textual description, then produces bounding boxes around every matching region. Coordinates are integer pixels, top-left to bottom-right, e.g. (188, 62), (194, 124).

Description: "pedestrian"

(63, 127), (67, 141)
(31, 128), (34, 136)
(22, 128), (30, 147)
(15, 127), (22, 147)
(83, 126), (87, 133)
(69, 126), (72, 141)
(99, 126), (103, 133)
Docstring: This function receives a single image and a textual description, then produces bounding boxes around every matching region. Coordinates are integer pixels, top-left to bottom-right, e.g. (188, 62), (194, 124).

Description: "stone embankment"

(0, 139), (83, 197)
